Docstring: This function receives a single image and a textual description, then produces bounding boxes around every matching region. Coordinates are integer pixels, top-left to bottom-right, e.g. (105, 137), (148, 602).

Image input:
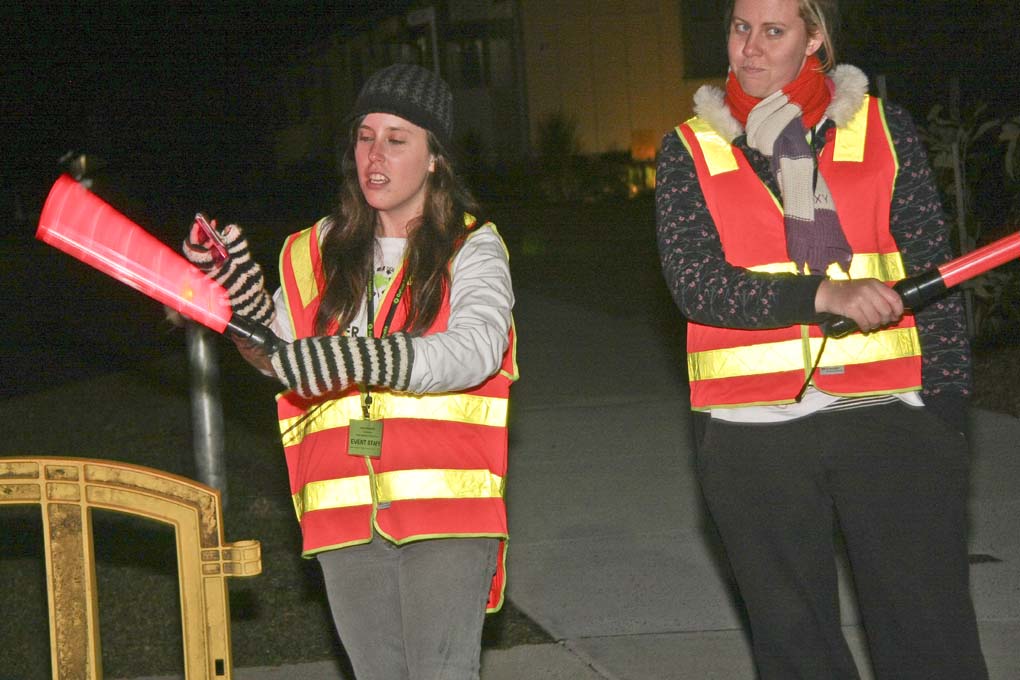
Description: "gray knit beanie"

(349, 63), (454, 150)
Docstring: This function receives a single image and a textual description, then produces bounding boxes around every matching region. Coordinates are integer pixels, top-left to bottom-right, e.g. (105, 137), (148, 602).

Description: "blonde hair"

(799, 0), (838, 71)
(725, 0), (839, 72)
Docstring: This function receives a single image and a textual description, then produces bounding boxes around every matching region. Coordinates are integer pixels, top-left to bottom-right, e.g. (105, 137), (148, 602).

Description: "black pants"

(695, 402), (987, 680)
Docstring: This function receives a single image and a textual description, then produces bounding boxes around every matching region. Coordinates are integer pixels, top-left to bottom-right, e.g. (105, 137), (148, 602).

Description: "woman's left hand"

(814, 278), (904, 333)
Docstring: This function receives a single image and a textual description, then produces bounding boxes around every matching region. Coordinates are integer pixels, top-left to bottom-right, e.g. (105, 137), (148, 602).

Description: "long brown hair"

(314, 119), (479, 336)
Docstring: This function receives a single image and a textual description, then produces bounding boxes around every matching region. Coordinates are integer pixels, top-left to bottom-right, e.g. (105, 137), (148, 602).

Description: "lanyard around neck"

(361, 268), (409, 419)
(365, 268), (409, 339)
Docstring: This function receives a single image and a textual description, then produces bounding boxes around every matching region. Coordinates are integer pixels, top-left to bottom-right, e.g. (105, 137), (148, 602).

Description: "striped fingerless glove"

(270, 333), (415, 399)
(182, 221), (275, 326)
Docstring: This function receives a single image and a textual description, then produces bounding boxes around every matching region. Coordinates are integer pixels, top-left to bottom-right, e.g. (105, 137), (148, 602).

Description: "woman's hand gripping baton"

(821, 231), (1020, 338)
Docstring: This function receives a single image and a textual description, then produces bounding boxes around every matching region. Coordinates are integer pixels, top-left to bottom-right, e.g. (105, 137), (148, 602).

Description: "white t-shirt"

(709, 386), (923, 423)
(271, 224), (513, 395)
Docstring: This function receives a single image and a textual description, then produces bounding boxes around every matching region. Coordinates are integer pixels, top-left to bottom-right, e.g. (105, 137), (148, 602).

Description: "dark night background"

(1, 4), (1018, 676)
(4, 2), (1019, 239)
(2, 2), (417, 238)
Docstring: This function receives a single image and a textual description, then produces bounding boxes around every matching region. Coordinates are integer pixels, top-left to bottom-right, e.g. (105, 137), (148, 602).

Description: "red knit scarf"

(725, 55), (831, 129)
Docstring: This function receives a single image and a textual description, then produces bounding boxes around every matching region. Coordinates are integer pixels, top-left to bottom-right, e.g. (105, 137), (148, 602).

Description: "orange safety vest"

(276, 214), (518, 611)
(675, 95), (922, 409)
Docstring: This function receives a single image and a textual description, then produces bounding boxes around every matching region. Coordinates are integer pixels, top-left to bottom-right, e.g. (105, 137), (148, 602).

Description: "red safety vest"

(675, 95), (922, 409)
(276, 214), (518, 611)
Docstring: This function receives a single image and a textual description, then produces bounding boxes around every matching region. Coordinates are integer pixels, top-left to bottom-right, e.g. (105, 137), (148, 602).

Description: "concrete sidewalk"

(497, 292), (1020, 679)
(122, 290), (1020, 679)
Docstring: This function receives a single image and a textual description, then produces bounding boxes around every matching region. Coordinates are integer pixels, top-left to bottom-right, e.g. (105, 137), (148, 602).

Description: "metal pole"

(186, 322), (228, 505)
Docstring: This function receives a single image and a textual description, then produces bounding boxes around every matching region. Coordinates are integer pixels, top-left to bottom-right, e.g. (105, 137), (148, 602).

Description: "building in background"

(263, 2), (524, 182)
(518, 0), (726, 195)
(262, 0), (726, 195)
(519, 0), (724, 162)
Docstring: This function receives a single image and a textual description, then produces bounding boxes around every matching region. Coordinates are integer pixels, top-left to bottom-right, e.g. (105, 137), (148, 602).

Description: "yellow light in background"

(630, 129), (657, 162)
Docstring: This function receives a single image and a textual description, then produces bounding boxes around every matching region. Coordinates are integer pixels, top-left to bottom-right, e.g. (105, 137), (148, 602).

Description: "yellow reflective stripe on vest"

(688, 326), (921, 381)
(747, 252), (906, 281)
(292, 468), (505, 519)
(280, 392), (509, 448)
(377, 468), (504, 504)
(280, 394), (363, 447)
(372, 392), (507, 424)
(685, 117), (739, 176)
(290, 228), (319, 309)
(684, 96), (870, 175)
(833, 95), (870, 162)
(835, 251), (906, 281)
(293, 475), (374, 518)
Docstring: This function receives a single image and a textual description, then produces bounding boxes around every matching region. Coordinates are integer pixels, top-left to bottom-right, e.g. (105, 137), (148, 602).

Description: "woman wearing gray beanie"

(184, 62), (517, 680)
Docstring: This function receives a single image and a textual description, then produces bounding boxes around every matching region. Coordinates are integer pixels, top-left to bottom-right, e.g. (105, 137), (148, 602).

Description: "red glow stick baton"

(939, 231), (1020, 289)
(36, 174), (278, 349)
(822, 230), (1020, 337)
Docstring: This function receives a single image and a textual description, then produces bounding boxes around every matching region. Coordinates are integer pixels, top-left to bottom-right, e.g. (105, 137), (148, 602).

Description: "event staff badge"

(349, 389), (382, 457)
(348, 418), (382, 457)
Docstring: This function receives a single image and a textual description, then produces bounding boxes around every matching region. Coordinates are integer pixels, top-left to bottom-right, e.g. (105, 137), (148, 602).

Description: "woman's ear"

(806, 33), (823, 56)
(428, 155), (437, 172)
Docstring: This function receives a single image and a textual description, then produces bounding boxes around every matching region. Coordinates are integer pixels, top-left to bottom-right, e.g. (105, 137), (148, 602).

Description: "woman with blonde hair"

(656, 0), (986, 677)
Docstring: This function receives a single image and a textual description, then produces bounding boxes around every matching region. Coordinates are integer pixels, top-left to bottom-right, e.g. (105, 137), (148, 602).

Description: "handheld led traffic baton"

(821, 230), (1020, 338)
(36, 174), (280, 351)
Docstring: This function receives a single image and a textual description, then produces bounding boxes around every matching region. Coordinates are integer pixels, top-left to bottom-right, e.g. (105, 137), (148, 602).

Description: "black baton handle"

(225, 314), (282, 353)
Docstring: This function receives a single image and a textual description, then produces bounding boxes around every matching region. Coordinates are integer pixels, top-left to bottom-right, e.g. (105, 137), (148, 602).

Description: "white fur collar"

(692, 64), (870, 143)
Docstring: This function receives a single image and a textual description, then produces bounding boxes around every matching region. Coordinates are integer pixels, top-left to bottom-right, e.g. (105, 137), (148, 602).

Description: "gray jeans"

(317, 536), (499, 680)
